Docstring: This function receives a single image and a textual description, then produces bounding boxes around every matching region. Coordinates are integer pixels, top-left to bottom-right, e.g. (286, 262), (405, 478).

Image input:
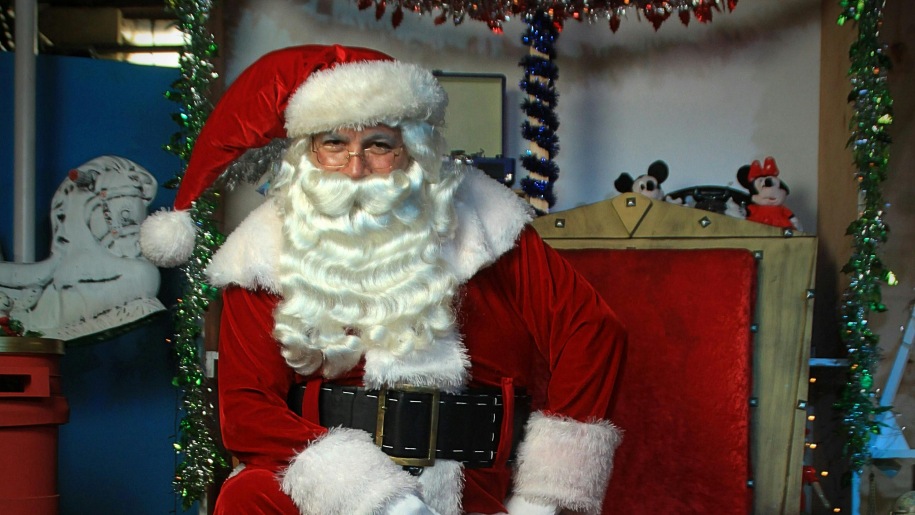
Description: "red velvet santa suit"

(208, 168), (624, 515)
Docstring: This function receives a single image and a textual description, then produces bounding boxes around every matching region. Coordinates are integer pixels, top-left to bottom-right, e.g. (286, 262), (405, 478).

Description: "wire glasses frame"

(311, 140), (405, 173)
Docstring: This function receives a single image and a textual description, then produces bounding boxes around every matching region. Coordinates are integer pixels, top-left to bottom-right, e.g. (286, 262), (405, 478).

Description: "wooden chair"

(533, 194), (817, 514)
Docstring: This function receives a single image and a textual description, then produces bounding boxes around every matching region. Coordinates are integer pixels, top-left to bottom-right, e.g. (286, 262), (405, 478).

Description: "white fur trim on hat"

(139, 209), (196, 268)
(511, 412), (622, 515)
(281, 427), (420, 514)
(284, 60), (447, 137)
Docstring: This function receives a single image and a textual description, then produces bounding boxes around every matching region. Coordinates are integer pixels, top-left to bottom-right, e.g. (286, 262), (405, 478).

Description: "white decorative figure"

(0, 156), (165, 341)
(723, 197), (748, 219)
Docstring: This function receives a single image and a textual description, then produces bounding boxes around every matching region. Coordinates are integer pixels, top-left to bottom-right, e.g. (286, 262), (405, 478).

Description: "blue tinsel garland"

(519, 10), (561, 212)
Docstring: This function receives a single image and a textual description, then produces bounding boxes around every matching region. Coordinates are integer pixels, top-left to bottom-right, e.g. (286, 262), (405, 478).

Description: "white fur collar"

(206, 166), (534, 292)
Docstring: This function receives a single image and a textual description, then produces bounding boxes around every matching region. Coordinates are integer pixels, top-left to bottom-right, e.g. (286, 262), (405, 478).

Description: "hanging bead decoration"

(833, 0), (896, 473)
(164, 0), (229, 508)
(356, 1), (738, 33)
(519, 10), (561, 213)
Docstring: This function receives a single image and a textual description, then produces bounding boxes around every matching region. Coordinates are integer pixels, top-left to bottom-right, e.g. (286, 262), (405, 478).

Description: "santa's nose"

(339, 154), (369, 179)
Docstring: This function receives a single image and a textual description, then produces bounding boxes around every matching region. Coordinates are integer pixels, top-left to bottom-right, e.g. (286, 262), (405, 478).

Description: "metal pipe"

(13, 0), (37, 263)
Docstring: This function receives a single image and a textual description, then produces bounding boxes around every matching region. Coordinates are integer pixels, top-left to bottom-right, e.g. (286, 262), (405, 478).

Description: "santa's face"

(309, 125), (411, 179)
(751, 176), (787, 206)
(271, 134), (460, 378)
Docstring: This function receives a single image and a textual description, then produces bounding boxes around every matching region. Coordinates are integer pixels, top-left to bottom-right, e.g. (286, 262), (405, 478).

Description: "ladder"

(851, 304), (915, 514)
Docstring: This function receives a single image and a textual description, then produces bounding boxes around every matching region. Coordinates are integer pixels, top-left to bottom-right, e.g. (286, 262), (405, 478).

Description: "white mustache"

(296, 163), (422, 218)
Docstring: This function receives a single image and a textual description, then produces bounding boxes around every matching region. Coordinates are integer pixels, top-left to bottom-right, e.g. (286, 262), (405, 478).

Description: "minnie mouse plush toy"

(737, 156), (802, 231)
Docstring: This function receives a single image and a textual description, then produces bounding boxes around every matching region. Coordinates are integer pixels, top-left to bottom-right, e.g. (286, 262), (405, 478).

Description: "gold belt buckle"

(375, 384), (440, 467)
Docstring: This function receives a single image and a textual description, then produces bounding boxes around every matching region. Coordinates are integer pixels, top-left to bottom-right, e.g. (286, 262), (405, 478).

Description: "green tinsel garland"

(834, 0), (896, 473)
(163, 0), (229, 508)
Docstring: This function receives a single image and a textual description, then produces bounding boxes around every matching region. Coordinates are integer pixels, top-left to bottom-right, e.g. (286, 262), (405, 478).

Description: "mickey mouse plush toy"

(614, 160), (682, 203)
(737, 156), (802, 231)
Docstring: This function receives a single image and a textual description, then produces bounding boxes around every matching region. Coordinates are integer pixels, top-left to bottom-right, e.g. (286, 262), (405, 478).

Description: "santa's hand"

(505, 495), (560, 515)
(385, 494), (441, 515)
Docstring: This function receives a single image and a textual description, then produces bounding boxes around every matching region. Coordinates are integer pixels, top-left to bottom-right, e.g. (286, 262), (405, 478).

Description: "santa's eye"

(366, 141), (394, 152)
(319, 140), (346, 151)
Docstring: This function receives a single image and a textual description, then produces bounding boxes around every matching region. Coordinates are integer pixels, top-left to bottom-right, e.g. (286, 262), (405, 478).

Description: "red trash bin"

(0, 337), (69, 515)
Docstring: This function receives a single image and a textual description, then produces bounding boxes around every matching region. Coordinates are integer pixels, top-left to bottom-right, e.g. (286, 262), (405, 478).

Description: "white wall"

(226, 0), (821, 229)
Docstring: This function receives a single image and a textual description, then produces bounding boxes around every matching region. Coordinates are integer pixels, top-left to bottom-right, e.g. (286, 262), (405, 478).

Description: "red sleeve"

(218, 286), (327, 471)
(503, 226), (626, 421)
(461, 227), (626, 513)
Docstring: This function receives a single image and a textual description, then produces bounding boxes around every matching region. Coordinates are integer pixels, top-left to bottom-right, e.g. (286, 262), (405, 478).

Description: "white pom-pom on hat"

(140, 209), (197, 268)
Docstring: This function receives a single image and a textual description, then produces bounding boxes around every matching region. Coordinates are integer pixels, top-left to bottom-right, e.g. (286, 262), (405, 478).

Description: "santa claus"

(140, 45), (625, 515)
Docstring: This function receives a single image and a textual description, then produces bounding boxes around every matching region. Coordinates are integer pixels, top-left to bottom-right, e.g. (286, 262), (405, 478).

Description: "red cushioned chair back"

(557, 247), (756, 514)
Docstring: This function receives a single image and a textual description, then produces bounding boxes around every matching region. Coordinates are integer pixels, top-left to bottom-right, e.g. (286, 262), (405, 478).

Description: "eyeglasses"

(311, 139), (404, 173)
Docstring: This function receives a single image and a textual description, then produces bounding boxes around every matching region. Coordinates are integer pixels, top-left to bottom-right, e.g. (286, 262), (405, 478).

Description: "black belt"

(288, 383), (530, 468)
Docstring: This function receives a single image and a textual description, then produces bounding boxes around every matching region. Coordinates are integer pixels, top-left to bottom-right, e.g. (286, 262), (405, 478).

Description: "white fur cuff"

(281, 427), (420, 515)
(512, 412), (622, 515)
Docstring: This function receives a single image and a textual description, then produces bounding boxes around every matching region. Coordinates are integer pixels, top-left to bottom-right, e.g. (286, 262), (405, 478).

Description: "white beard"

(271, 145), (468, 387)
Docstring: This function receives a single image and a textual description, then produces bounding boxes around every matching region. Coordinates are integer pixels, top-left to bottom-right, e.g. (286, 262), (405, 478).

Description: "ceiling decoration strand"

(358, 0), (738, 33)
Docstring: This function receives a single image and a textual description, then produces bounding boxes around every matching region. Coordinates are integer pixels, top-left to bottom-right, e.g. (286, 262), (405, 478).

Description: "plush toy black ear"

(736, 164), (753, 191)
(614, 173), (635, 193)
(646, 160), (669, 184)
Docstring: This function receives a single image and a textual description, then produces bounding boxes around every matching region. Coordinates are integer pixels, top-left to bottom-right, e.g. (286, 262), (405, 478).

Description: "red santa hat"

(139, 44), (448, 267)
(747, 156), (780, 182)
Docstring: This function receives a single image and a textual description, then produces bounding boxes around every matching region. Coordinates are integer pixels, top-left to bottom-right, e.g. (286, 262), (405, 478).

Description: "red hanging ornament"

(643, 6), (670, 31)
(679, 9), (691, 27)
(694, 4), (713, 23)
(391, 6), (404, 27)
(362, 0), (736, 32)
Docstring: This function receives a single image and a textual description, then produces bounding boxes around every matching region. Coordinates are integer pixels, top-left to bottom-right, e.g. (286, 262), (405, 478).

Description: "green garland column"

(164, 0), (229, 508)
(834, 0), (897, 473)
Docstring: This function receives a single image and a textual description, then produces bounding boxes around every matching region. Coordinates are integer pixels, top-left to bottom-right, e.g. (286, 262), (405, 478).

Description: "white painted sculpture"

(0, 156), (165, 341)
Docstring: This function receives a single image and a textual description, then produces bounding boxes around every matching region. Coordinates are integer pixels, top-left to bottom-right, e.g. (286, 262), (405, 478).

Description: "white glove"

(505, 495), (560, 515)
(385, 494), (441, 515)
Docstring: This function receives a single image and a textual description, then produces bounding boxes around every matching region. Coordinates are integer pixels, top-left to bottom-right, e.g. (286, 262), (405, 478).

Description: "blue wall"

(1, 53), (196, 514)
